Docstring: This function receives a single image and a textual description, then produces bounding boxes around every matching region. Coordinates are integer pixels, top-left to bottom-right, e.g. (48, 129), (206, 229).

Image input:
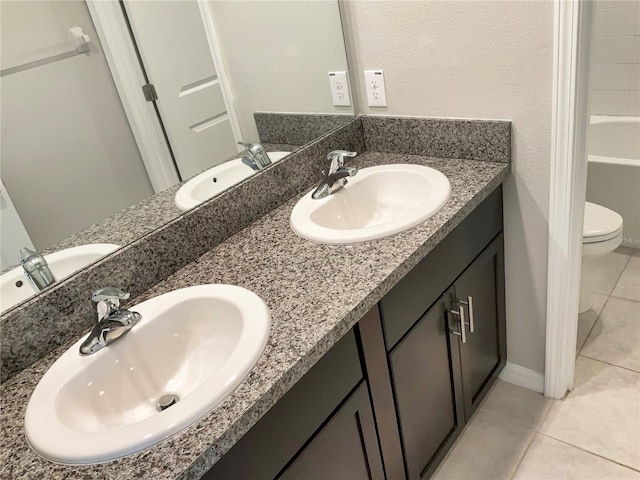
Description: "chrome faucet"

(79, 287), (141, 356)
(312, 150), (358, 199)
(20, 247), (56, 291)
(238, 141), (272, 171)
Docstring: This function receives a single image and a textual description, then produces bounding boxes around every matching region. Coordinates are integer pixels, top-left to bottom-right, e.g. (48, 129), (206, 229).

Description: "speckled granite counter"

(0, 151), (509, 480)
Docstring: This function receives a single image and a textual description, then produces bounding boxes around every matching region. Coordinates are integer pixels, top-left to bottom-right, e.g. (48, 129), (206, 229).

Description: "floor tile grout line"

(608, 250), (635, 296)
(577, 353), (640, 374)
(578, 281), (640, 356)
(581, 248), (633, 352)
(606, 292), (640, 303)
(530, 394), (555, 432)
(534, 431), (640, 473)
(508, 429), (538, 480)
(578, 294), (611, 356)
(477, 393), (554, 432)
(464, 407), (541, 479)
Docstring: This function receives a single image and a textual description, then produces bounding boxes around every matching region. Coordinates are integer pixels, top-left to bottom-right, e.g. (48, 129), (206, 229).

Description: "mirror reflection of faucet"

(20, 248), (56, 291)
(238, 142), (272, 171)
(312, 150), (358, 199)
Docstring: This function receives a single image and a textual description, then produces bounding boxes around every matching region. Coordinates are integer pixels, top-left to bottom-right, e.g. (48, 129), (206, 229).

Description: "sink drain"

(157, 393), (180, 412)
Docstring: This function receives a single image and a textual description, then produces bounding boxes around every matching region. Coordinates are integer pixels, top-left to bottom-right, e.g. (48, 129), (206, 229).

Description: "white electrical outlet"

(328, 71), (351, 107)
(364, 70), (387, 107)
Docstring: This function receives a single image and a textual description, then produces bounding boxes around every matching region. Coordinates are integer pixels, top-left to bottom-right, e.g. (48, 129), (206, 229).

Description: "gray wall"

(210, 0), (352, 142)
(0, 0), (153, 251)
(342, 0), (554, 375)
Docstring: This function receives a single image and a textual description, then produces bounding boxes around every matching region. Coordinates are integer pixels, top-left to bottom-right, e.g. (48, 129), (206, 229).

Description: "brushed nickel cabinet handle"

(457, 296), (475, 333)
(448, 305), (466, 344)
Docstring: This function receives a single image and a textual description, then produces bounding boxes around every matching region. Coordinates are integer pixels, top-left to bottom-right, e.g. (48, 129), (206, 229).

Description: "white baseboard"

(499, 362), (545, 393)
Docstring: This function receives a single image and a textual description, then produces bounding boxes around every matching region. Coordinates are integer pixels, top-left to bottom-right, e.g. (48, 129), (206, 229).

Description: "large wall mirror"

(0, 0), (354, 312)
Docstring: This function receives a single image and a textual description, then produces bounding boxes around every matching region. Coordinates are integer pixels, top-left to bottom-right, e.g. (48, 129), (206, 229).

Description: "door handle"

(457, 296), (475, 333)
(447, 305), (466, 344)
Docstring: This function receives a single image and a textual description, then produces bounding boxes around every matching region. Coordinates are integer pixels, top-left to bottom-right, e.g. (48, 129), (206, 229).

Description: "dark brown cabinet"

(279, 383), (385, 480)
(453, 234), (506, 419)
(363, 234), (506, 480)
(204, 331), (384, 480)
(205, 187), (506, 480)
(389, 288), (464, 480)
(362, 188), (506, 480)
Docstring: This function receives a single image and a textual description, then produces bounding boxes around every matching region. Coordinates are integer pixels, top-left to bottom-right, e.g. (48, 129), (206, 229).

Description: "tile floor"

(433, 247), (640, 480)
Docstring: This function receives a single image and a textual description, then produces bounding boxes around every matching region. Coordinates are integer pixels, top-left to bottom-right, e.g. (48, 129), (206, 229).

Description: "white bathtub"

(587, 115), (640, 249)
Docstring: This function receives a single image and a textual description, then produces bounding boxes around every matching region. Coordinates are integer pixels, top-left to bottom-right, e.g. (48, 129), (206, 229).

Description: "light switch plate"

(328, 71), (351, 106)
(364, 70), (387, 107)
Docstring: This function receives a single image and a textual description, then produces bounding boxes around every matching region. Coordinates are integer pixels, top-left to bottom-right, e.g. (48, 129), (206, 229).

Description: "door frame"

(197, 0), (244, 146)
(86, 0), (179, 193)
(545, 0), (593, 399)
(86, 0), (242, 193)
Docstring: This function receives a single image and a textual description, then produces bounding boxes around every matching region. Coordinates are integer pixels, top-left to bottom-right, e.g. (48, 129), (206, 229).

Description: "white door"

(124, 0), (240, 180)
(0, 180), (34, 270)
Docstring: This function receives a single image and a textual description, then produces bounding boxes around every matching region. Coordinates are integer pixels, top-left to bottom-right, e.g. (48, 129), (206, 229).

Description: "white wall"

(590, 0), (640, 116)
(342, 0), (554, 374)
(209, 1), (352, 142)
(0, 0), (153, 251)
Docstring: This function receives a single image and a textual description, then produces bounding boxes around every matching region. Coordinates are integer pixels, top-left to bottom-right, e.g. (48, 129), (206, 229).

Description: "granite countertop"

(0, 151), (509, 480)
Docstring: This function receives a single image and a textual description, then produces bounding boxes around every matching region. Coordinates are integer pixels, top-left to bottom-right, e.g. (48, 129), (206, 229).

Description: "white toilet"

(580, 202), (624, 313)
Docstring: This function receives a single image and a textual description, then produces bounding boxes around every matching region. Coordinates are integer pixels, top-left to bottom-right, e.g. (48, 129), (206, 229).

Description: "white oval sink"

(0, 243), (120, 312)
(175, 152), (291, 212)
(290, 164), (451, 244)
(25, 284), (270, 464)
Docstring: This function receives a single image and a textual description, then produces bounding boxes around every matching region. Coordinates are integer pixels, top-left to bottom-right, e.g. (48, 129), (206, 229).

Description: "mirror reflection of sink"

(0, 243), (120, 312)
(290, 164), (451, 244)
(175, 151), (291, 212)
(25, 284), (270, 464)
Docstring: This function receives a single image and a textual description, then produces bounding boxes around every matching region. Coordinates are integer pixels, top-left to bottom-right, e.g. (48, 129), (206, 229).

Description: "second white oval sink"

(290, 164), (451, 244)
(0, 243), (120, 312)
(25, 284), (270, 464)
(175, 152), (291, 212)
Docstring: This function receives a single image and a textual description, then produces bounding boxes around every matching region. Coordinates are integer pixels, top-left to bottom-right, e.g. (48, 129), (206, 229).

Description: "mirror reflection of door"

(122, 0), (241, 180)
(0, 0), (156, 253)
(0, 0), (239, 253)
(0, 0), (353, 266)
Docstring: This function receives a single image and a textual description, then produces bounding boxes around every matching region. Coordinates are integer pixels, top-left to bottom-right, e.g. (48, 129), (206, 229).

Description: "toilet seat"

(582, 202), (623, 257)
(583, 202), (623, 244)
(580, 202), (624, 312)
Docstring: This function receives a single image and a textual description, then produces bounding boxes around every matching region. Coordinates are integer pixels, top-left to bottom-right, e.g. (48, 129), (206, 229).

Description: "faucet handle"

(238, 141), (271, 169)
(326, 150), (357, 172)
(237, 141), (254, 151)
(238, 141), (265, 154)
(91, 287), (130, 303)
(92, 287), (130, 321)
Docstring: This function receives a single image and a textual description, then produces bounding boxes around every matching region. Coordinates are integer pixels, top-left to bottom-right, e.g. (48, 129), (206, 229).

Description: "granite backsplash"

(0, 115), (510, 383)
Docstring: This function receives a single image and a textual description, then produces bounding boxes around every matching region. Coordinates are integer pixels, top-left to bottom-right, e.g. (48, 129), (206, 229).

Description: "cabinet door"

(278, 382), (384, 480)
(204, 331), (363, 480)
(389, 290), (464, 480)
(454, 233), (506, 419)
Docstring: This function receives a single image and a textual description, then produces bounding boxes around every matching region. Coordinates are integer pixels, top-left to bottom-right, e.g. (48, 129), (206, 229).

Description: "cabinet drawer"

(380, 186), (503, 349)
(204, 330), (362, 480)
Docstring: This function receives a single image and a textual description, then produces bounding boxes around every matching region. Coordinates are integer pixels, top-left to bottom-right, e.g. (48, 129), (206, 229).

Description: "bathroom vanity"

(204, 188), (505, 480)
(0, 116), (510, 479)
